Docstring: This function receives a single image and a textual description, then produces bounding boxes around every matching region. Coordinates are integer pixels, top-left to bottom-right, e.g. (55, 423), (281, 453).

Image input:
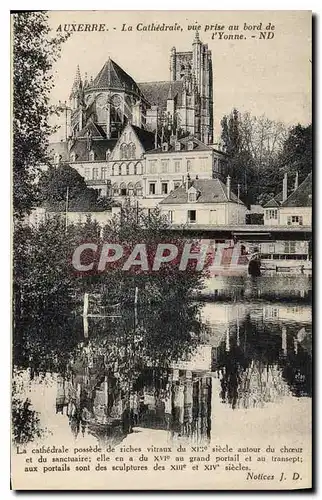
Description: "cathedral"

(65, 32), (213, 146)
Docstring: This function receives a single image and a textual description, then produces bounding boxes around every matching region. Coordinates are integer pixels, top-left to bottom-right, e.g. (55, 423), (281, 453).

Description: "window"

(284, 241), (296, 254)
(135, 182), (143, 196)
(168, 211), (173, 223)
(187, 141), (194, 151)
(128, 182), (134, 195)
(89, 150), (95, 161)
(162, 143), (168, 152)
(136, 162), (143, 175)
(101, 167), (107, 180)
(84, 168), (90, 180)
(149, 161), (157, 174)
(187, 160), (192, 172)
(106, 149), (111, 160)
(175, 142), (181, 151)
(120, 182), (127, 196)
(112, 163), (118, 176)
(188, 191), (196, 202)
(287, 215), (303, 225)
(70, 152), (76, 162)
(121, 144), (128, 159)
(149, 183), (156, 195)
(161, 160), (168, 173)
(92, 168), (99, 180)
(113, 183), (119, 196)
(129, 143), (136, 158)
(188, 210), (196, 223)
(174, 181), (181, 190)
(161, 183), (168, 195)
(174, 161), (181, 173)
(266, 209), (278, 220)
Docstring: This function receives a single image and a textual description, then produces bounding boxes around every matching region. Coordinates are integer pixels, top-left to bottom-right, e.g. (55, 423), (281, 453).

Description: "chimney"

(185, 173), (191, 192)
(282, 173), (288, 202)
(226, 175), (231, 200)
(294, 172), (299, 191)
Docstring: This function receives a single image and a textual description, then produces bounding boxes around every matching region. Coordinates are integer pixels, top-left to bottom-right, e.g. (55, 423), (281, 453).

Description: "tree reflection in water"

(215, 313), (312, 409)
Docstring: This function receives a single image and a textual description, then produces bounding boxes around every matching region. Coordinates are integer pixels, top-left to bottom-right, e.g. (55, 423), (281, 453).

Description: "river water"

(13, 275), (311, 451)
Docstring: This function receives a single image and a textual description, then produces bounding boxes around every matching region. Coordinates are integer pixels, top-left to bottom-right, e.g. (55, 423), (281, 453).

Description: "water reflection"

(13, 276), (312, 446)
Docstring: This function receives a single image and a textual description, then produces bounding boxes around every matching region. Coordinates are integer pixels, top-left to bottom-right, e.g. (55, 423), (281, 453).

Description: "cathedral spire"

(193, 30), (201, 44)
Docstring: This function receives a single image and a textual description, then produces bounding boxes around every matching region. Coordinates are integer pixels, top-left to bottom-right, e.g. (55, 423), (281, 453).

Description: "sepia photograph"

(11, 10), (312, 490)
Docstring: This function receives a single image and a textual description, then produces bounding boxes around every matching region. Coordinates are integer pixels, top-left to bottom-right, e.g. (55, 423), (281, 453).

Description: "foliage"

(12, 11), (68, 219)
(220, 109), (312, 206)
(38, 164), (115, 212)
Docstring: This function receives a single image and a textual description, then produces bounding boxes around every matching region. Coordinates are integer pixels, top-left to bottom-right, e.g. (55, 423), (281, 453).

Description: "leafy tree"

(38, 164), (105, 212)
(12, 11), (68, 219)
(278, 124), (312, 182)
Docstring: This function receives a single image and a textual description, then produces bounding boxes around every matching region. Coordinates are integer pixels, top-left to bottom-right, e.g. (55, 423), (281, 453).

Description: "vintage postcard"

(11, 10), (312, 490)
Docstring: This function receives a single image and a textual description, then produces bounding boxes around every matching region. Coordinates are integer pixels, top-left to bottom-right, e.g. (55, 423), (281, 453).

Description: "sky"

(48, 10), (312, 140)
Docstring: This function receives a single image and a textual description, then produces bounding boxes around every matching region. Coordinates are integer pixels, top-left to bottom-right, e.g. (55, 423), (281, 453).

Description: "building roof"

(77, 120), (107, 139)
(90, 58), (143, 96)
(48, 141), (69, 162)
(138, 81), (184, 109)
(263, 191), (283, 208)
(160, 178), (245, 205)
(70, 138), (117, 161)
(281, 172), (312, 208)
(146, 136), (213, 155)
(132, 125), (156, 152)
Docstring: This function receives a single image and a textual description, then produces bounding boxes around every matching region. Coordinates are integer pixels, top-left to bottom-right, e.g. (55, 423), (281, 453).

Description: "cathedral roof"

(77, 120), (107, 139)
(132, 125), (156, 151)
(90, 58), (143, 96)
(138, 81), (184, 109)
(160, 178), (245, 205)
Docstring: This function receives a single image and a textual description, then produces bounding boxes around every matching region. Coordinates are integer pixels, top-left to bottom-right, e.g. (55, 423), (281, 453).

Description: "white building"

(263, 172), (312, 227)
(159, 176), (247, 226)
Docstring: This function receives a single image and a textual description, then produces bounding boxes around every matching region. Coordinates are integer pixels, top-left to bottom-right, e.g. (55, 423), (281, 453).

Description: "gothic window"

(89, 150), (95, 161)
(162, 143), (168, 152)
(121, 144), (128, 159)
(106, 149), (111, 160)
(136, 162), (143, 175)
(121, 163), (127, 176)
(96, 94), (106, 123)
(112, 163), (118, 176)
(120, 182), (127, 196)
(112, 183), (119, 196)
(128, 182), (134, 196)
(129, 163), (134, 175)
(135, 182), (143, 196)
(129, 143), (136, 158)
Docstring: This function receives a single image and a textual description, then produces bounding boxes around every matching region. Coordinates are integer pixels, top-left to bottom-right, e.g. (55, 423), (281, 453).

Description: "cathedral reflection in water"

(56, 299), (311, 445)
